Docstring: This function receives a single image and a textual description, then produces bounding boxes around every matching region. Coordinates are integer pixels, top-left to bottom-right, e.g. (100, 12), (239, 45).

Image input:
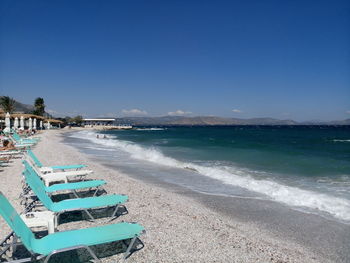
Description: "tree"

(72, 115), (83, 125)
(33, 97), (45, 116)
(0, 96), (16, 113)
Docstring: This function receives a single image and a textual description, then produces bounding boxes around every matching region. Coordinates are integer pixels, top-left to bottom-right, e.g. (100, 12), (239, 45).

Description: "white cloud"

(232, 109), (242, 113)
(167, 110), (192, 116)
(122, 109), (148, 116)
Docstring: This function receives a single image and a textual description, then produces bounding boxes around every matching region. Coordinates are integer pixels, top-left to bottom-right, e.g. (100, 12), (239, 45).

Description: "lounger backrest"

(0, 192), (35, 252)
(27, 159), (45, 177)
(12, 133), (21, 141)
(22, 161), (46, 188)
(27, 149), (43, 167)
(22, 161), (54, 209)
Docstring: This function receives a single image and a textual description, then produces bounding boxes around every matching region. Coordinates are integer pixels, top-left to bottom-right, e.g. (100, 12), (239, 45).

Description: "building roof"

(83, 118), (115, 121)
(45, 119), (63, 123)
(0, 113), (45, 120)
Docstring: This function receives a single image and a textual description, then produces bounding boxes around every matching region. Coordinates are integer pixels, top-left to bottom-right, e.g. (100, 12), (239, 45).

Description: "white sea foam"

(333, 139), (350, 142)
(135, 128), (166, 131)
(70, 130), (350, 221)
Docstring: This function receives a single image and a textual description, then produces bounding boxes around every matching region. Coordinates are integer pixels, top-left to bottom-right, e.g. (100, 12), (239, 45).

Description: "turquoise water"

(69, 126), (350, 221)
(106, 126), (350, 177)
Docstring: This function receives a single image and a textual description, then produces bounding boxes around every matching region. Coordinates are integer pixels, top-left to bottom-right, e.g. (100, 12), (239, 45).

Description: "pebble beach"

(0, 129), (331, 262)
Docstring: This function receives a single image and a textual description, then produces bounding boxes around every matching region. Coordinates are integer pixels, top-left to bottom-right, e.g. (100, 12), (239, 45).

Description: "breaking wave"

(135, 128), (166, 131)
(70, 130), (350, 221)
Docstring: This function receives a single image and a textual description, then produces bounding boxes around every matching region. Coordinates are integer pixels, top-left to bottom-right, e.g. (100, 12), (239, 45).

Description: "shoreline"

(62, 129), (350, 263)
(0, 130), (345, 262)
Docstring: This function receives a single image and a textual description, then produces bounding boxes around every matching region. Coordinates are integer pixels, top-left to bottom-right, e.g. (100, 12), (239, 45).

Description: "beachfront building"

(82, 118), (132, 129)
(82, 118), (116, 126)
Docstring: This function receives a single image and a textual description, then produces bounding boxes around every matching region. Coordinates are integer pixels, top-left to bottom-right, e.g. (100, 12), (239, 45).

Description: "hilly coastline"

(115, 116), (350, 126)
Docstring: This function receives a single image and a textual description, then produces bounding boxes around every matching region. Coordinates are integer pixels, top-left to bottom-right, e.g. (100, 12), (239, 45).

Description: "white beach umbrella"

(13, 117), (19, 130)
(28, 118), (32, 130)
(40, 120), (43, 130)
(4, 112), (11, 133)
(20, 116), (24, 130)
(33, 118), (37, 130)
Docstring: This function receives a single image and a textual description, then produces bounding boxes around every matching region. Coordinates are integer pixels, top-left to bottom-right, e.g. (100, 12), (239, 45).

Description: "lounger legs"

(54, 213), (60, 227)
(44, 245), (101, 263)
(110, 204), (120, 220)
(56, 204), (122, 226)
(124, 237), (137, 259)
(86, 203), (123, 222)
(0, 232), (14, 260)
(0, 232), (33, 262)
(93, 187), (100, 196)
(72, 190), (80, 198)
(84, 209), (96, 221)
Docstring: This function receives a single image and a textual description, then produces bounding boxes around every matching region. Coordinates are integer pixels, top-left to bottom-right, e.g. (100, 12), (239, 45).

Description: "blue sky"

(1, 0), (349, 121)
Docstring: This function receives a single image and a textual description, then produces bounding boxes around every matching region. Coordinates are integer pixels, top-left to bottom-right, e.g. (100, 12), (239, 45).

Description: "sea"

(66, 126), (350, 223)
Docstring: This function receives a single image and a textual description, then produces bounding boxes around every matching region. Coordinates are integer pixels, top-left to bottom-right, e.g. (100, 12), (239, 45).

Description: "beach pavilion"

(44, 119), (64, 129)
(0, 113), (45, 130)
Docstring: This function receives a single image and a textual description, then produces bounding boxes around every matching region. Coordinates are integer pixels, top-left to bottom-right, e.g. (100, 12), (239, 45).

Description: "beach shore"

(0, 130), (337, 262)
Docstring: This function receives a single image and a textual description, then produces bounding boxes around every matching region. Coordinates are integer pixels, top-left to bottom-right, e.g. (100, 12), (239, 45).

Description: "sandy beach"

(0, 129), (341, 262)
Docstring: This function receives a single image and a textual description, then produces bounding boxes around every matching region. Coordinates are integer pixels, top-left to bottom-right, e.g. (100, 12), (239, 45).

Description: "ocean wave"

(135, 128), (166, 131)
(69, 130), (350, 221)
(332, 139), (350, 142)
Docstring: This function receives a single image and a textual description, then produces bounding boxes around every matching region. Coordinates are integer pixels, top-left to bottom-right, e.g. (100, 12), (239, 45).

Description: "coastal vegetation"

(0, 96), (16, 113)
(33, 97), (45, 116)
(56, 115), (84, 126)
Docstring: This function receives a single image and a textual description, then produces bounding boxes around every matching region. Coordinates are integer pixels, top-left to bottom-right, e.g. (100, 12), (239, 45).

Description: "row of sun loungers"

(0, 132), (145, 262)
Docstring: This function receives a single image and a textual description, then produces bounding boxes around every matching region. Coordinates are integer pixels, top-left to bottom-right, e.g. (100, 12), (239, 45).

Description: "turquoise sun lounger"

(13, 130), (40, 140)
(22, 162), (128, 225)
(11, 135), (36, 146)
(0, 192), (145, 262)
(21, 166), (106, 199)
(27, 149), (86, 171)
(12, 132), (39, 144)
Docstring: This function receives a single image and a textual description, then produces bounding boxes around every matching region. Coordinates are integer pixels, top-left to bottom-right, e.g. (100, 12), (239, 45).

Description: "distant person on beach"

(96, 135), (99, 139)
(0, 140), (16, 151)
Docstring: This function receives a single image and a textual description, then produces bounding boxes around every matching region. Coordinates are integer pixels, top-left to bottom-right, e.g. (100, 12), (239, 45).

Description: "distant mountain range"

(5, 98), (349, 125)
(115, 116), (350, 126)
(0, 97), (34, 113)
(13, 100), (34, 113)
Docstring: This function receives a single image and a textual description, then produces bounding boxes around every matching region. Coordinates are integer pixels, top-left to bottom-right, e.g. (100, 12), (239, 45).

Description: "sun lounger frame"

(0, 231), (144, 262)
(0, 192), (145, 262)
(22, 161), (128, 224)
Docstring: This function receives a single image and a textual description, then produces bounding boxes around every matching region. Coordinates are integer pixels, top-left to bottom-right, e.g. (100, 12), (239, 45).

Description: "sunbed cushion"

(46, 180), (106, 192)
(52, 194), (128, 212)
(51, 164), (87, 170)
(31, 222), (144, 255)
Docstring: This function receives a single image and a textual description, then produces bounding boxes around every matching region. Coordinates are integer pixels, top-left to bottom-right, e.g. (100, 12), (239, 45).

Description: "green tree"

(33, 97), (45, 116)
(73, 115), (83, 125)
(0, 96), (16, 113)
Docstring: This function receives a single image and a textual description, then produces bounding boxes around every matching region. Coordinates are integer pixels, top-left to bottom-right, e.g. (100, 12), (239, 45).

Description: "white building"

(82, 118), (116, 126)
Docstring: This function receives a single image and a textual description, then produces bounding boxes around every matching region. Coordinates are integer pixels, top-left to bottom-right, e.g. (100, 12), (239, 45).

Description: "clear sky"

(1, 0), (349, 121)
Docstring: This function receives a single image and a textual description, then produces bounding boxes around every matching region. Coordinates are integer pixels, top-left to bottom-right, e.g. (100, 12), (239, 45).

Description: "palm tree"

(0, 96), (16, 113)
(33, 97), (45, 116)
